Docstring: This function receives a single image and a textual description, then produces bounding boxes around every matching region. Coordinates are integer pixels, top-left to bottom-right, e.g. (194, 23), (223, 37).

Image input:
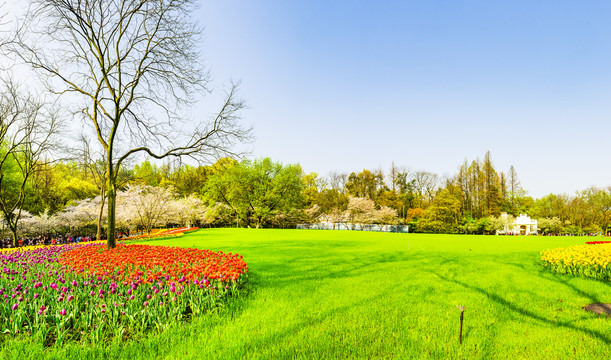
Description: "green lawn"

(2, 229), (610, 359)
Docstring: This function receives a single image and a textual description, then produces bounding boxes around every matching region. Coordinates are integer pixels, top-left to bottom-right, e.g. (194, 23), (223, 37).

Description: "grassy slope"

(2, 229), (611, 359)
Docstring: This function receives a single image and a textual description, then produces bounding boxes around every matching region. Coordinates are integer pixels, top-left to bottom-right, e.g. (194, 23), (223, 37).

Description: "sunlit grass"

(1, 229), (610, 359)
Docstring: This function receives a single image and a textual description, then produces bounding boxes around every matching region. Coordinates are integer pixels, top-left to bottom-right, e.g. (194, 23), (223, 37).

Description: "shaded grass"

(1, 229), (610, 359)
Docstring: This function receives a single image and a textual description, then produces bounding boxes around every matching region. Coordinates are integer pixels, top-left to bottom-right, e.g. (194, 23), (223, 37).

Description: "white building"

(498, 213), (538, 235)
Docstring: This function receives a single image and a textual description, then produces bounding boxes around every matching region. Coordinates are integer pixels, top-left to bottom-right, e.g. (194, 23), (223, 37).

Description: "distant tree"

(373, 206), (398, 226)
(412, 170), (439, 208)
(537, 217), (562, 235)
(204, 158), (303, 228)
(122, 185), (176, 235)
(421, 188), (461, 229)
(328, 171), (348, 194)
(508, 165), (522, 213)
(0, 80), (61, 245)
(346, 170), (379, 200)
(171, 194), (206, 228)
(302, 172), (324, 208)
(581, 187), (611, 233)
(345, 196), (376, 226)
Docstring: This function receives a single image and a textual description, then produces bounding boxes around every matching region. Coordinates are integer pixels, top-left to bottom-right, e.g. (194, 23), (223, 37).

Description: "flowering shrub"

(0, 243), (248, 344)
(541, 244), (611, 280)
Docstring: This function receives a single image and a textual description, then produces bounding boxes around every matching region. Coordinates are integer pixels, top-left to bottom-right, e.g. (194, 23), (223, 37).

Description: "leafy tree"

(346, 170), (380, 201)
(537, 217), (562, 235)
(204, 158), (303, 228)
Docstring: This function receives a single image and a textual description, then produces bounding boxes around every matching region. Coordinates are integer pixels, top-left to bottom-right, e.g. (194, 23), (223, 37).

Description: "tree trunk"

(10, 226), (18, 247)
(96, 190), (106, 241)
(107, 183), (117, 248)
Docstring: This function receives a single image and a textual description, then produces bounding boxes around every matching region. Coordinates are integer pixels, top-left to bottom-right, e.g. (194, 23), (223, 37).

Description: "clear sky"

(194, 0), (611, 198)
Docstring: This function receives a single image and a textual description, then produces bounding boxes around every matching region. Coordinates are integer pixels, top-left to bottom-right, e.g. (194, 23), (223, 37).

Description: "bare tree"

(0, 79), (61, 245)
(508, 165), (521, 212)
(413, 170), (439, 207)
(15, 0), (252, 247)
(328, 171), (348, 193)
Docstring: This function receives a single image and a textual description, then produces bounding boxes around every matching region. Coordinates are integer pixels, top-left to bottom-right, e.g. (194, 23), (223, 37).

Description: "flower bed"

(541, 244), (611, 280)
(122, 227), (200, 241)
(0, 243), (248, 344)
(586, 241), (611, 245)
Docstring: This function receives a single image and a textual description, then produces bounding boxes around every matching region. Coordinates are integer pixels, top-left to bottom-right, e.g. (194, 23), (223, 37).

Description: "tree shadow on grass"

(435, 273), (611, 345)
(497, 258), (608, 305)
(256, 251), (428, 289)
(238, 288), (400, 358)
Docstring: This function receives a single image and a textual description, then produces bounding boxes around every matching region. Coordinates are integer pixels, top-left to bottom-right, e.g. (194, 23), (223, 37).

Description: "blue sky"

(196, 1), (611, 198)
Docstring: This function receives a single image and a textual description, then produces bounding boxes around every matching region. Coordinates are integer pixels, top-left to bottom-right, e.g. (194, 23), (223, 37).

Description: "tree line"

(6, 152), (611, 238)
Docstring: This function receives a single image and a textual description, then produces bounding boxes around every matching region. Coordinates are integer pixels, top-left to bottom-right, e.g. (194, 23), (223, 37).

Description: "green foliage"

(537, 217), (563, 234)
(132, 160), (164, 187)
(203, 158), (304, 228)
(345, 169), (380, 200)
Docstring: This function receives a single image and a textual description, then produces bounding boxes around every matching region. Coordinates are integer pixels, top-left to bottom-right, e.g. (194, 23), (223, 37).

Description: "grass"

(1, 229), (610, 359)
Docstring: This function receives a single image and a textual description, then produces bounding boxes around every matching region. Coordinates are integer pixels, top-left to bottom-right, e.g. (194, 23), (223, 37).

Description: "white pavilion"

(498, 213), (538, 235)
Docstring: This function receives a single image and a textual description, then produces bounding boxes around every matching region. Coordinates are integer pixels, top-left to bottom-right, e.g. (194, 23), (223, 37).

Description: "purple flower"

(50, 283), (57, 290)
(60, 309), (66, 316)
(143, 301), (149, 307)
(11, 303), (18, 311)
(129, 295), (135, 300)
(146, 294), (151, 300)
(33, 293), (39, 299)
(169, 286), (175, 293)
(67, 295), (74, 302)
(90, 290), (95, 296)
(127, 289), (132, 295)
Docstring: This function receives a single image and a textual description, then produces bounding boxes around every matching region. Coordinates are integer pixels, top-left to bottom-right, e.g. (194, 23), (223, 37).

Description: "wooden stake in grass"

(456, 305), (466, 344)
